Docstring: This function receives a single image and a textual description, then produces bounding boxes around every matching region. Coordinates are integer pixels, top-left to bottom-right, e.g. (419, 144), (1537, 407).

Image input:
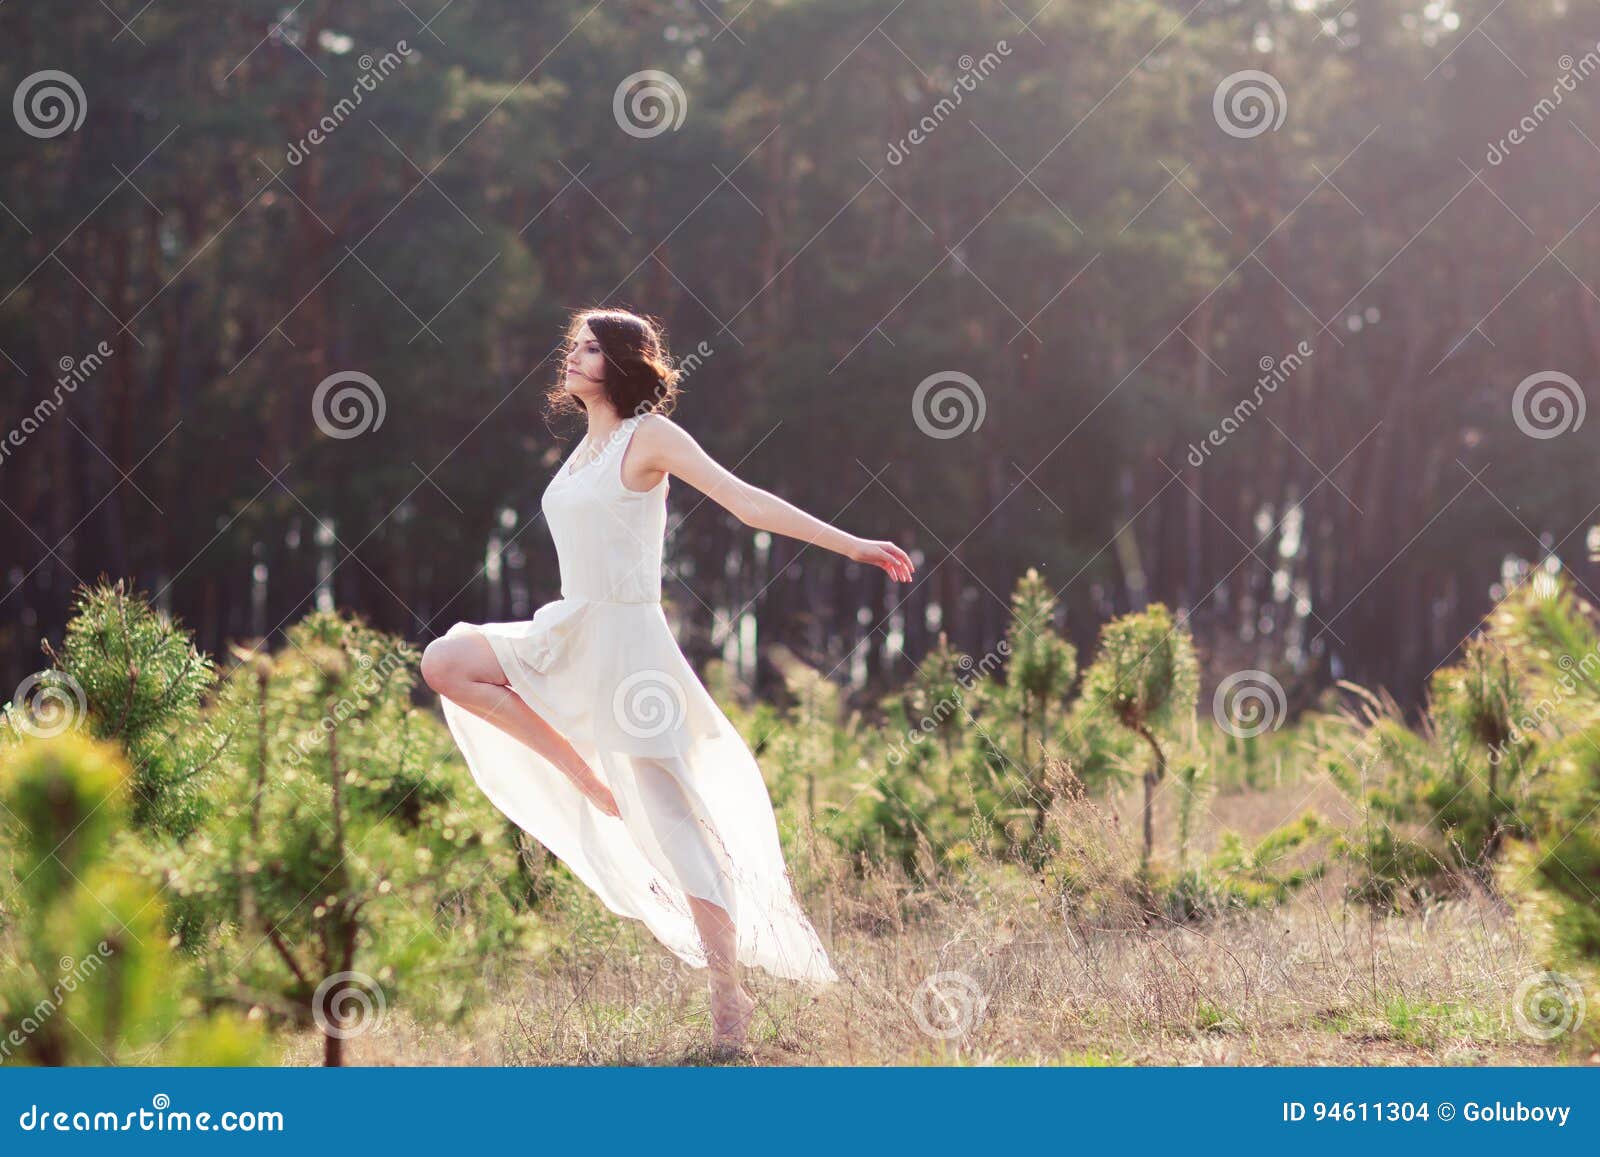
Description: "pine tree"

(1002, 570), (1079, 854)
(1081, 604), (1200, 869)
(176, 609), (548, 1066)
(2, 578), (227, 840)
(0, 732), (274, 1065)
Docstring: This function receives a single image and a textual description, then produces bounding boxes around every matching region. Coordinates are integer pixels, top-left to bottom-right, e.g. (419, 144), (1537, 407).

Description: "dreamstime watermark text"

(1488, 639), (1600, 764)
(0, 341), (114, 468)
(1187, 340), (1314, 466)
(284, 646), (412, 766)
(286, 42), (413, 165)
(886, 43), (1012, 166)
(886, 640), (1011, 766)
(1487, 43), (1600, 166)
(1, 944), (113, 1060)
(17, 1094), (284, 1134)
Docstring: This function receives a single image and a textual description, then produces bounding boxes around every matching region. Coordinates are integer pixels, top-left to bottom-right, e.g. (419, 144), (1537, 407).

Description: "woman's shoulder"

(630, 410), (688, 444)
(626, 411), (702, 471)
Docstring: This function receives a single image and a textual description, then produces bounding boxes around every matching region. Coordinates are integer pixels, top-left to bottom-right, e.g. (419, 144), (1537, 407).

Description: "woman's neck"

(583, 405), (624, 444)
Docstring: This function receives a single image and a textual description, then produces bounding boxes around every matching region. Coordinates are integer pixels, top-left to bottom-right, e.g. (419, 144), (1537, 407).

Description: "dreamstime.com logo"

(1512, 371), (1585, 439)
(312, 970), (388, 1040)
(1213, 69), (1287, 139)
(619, 952), (687, 1038)
(1187, 340), (1314, 466)
(0, 943), (114, 1060)
(1486, 639), (1600, 764)
(17, 1094), (285, 1133)
(912, 371), (986, 439)
(612, 669), (689, 739)
(3, 670), (88, 739)
(885, 639), (1011, 765)
(1212, 669), (1287, 739)
(911, 970), (988, 1040)
(283, 645), (412, 767)
(286, 41), (413, 165)
(0, 340), (114, 469)
(675, 338), (715, 385)
(1511, 970), (1586, 1041)
(1487, 43), (1600, 166)
(885, 42), (1013, 165)
(13, 70), (86, 139)
(614, 70), (687, 138)
(313, 371), (386, 439)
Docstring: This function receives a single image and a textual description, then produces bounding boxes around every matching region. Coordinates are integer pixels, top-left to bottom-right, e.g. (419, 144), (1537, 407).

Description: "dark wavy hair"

(546, 307), (681, 422)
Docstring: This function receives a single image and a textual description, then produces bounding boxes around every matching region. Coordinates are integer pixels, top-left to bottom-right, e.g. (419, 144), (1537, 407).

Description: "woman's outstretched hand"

(849, 537), (916, 582)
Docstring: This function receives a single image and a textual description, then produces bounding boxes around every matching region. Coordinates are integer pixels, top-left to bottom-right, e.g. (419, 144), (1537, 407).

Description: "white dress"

(439, 414), (838, 983)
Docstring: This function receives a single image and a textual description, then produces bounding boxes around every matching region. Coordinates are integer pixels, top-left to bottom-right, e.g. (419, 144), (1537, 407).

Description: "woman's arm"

(629, 415), (915, 582)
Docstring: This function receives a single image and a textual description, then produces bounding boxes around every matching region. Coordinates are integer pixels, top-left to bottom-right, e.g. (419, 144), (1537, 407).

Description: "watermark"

(312, 370), (386, 439)
(1212, 669), (1287, 739)
(612, 669), (688, 739)
(619, 953), (688, 1039)
(0, 341), (115, 469)
(16, 1094), (284, 1133)
(613, 70), (687, 139)
(283, 645), (411, 767)
(910, 970), (987, 1040)
(886, 639), (1011, 766)
(1512, 370), (1584, 439)
(3, 670), (88, 739)
(14, 70), (86, 139)
(312, 970), (388, 1040)
(286, 41), (412, 165)
(1257, 945), (1316, 997)
(1487, 638), (1600, 764)
(1511, 970), (1586, 1041)
(912, 371), (986, 439)
(0, 943), (113, 1061)
(567, 410), (667, 474)
(885, 43), (1013, 166)
(1487, 43), (1600, 166)
(1187, 340), (1314, 466)
(1213, 69), (1287, 139)
(674, 338), (715, 385)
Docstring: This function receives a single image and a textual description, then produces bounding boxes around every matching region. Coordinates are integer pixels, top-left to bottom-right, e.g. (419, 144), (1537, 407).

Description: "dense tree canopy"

(3, 0), (1598, 711)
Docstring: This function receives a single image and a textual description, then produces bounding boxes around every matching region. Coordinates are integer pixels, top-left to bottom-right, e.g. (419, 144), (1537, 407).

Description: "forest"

(3, 1), (1600, 1068)
(4, 1), (1599, 711)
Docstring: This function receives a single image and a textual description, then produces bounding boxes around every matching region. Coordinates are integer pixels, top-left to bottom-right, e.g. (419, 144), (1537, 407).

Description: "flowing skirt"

(438, 600), (838, 983)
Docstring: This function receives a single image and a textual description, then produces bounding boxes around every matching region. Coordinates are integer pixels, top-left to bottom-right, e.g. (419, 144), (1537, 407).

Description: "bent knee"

(420, 636), (463, 694)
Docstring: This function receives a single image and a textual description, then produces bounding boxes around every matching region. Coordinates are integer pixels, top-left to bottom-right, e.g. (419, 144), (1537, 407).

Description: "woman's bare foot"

(562, 762), (620, 817)
(710, 981), (756, 1049)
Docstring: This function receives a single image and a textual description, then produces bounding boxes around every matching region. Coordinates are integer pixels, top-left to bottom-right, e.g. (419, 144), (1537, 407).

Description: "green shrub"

(0, 732), (275, 1066)
(1080, 604), (1200, 867)
(1, 578), (227, 839)
(168, 610), (551, 1065)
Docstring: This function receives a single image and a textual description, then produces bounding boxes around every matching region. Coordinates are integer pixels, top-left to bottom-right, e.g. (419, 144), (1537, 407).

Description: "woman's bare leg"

(689, 894), (755, 1047)
(627, 758), (754, 1049)
(421, 630), (619, 817)
(430, 642), (750, 1044)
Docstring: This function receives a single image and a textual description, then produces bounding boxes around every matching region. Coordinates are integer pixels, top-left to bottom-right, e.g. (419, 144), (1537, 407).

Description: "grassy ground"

(279, 776), (1594, 1067)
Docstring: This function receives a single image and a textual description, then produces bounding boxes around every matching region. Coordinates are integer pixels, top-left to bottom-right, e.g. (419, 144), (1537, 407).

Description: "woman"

(421, 308), (914, 1053)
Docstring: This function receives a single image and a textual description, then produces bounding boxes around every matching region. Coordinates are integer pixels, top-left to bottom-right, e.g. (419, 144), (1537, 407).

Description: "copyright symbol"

(1437, 1102), (1455, 1121)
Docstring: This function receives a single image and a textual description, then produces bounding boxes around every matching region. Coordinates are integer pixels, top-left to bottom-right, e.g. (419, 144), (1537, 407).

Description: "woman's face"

(563, 323), (607, 403)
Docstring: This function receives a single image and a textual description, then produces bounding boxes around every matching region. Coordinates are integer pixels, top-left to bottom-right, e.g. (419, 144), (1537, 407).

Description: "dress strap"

(605, 415), (641, 448)
(566, 416), (643, 477)
(613, 413), (664, 495)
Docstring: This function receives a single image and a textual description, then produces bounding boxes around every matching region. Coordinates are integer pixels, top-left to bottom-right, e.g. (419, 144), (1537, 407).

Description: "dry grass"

(278, 773), (1594, 1068)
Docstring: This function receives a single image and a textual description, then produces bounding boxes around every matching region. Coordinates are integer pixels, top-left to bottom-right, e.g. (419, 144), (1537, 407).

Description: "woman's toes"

(711, 984), (756, 1045)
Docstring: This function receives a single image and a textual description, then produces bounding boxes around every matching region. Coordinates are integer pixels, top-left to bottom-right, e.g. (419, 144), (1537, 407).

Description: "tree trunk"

(1135, 723), (1167, 868)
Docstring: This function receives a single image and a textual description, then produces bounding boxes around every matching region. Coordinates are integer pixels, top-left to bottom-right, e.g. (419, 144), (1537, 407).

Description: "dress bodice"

(539, 416), (667, 605)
